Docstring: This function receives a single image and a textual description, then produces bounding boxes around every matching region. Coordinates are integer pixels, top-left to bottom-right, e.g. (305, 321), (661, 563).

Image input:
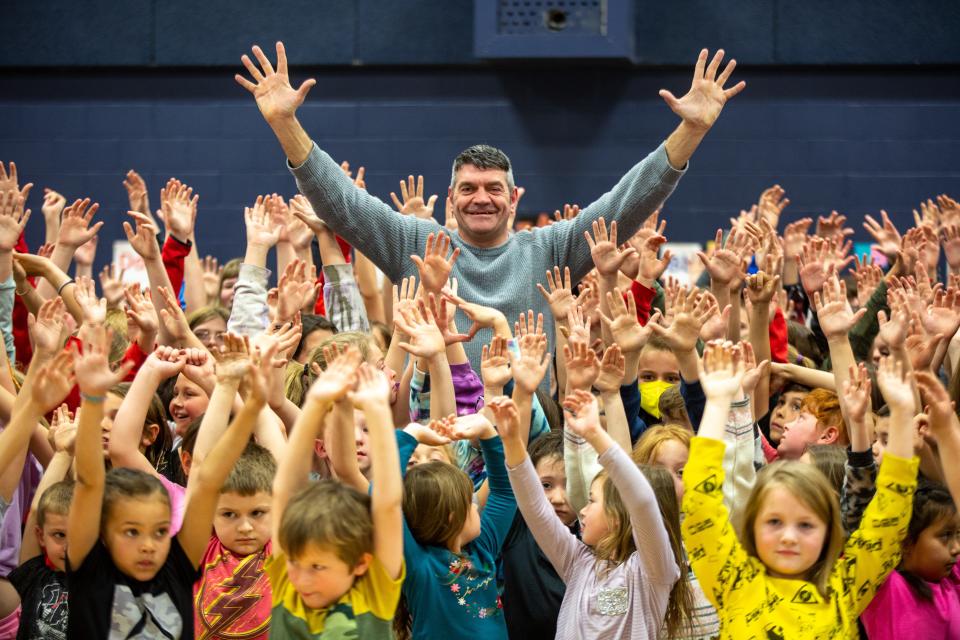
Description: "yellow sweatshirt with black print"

(681, 437), (917, 640)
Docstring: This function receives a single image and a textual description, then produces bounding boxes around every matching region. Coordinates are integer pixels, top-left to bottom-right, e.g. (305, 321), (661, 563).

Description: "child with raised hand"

(682, 342), (919, 638)
(396, 409), (516, 639)
(268, 348), (404, 638)
(9, 405), (76, 640)
(859, 370), (960, 638)
(192, 338), (280, 640)
(66, 324), (266, 639)
(498, 389), (683, 639)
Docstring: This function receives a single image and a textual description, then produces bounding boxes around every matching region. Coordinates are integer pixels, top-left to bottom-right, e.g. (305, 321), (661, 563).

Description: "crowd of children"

(0, 41), (957, 639)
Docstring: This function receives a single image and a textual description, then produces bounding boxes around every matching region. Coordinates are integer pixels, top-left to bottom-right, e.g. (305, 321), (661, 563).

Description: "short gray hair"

(450, 144), (515, 191)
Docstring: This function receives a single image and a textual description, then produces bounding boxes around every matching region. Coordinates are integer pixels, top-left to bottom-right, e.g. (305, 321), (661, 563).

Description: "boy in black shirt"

(9, 479), (73, 640)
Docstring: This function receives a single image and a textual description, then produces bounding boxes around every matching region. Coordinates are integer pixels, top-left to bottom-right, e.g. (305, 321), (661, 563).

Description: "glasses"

(193, 330), (226, 345)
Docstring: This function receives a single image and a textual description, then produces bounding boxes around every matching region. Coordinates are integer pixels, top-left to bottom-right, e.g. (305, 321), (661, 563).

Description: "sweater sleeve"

(680, 378), (706, 434)
(631, 281), (656, 325)
(120, 341), (150, 382)
(619, 378), (646, 443)
(161, 234), (191, 298)
(546, 143), (685, 283)
(849, 279), (889, 364)
(841, 450), (878, 535)
(290, 143), (431, 284)
(227, 263), (270, 337)
(840, 452), (918, 617)
(507, 455), (584, 582)
(564, 430), (601, 514)
(322, 263), (370, 333)
(722, 397), (757, 531)
(682, 436), (756, 610)
(0, 276), (15, 362)
(600, 443), (680, 586)
(473, 436), (517, 558)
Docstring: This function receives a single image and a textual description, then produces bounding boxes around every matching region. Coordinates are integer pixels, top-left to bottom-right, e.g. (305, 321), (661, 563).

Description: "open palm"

(235, 43), (316, 123)
(660, 49), (745, 131)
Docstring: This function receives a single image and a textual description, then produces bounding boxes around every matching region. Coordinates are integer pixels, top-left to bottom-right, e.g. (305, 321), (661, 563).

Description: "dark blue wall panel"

(2, 1), (959, 67)
(1, 65), (959, 279)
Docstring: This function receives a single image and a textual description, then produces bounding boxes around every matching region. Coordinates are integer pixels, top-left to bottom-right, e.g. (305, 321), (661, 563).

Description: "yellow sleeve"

(839, 453), (918, 617)
(354, 555), (406, 621)
(681, 436), (759, 610)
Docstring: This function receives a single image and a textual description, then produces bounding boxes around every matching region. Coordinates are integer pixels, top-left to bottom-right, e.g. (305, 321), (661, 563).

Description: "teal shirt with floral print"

(397, 431), (516, 640)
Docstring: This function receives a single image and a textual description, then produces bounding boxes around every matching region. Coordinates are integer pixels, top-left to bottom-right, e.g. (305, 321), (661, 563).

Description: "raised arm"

(272, 347), (362, 554)
(67, 326), (135, 569)
(553, 49), (743, 280)
(348, 364), (403, 579)
(237, 42), (424, 282)
(109, 346), (185, 474)
(179, 366), (266, 567)
(916, 371), (960, 505)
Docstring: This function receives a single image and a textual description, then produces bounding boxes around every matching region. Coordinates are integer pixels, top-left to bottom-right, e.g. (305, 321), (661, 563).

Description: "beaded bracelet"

(80, 392), (105, 404)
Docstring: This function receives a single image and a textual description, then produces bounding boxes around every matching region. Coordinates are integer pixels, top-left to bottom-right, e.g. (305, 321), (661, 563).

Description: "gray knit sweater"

(290, 142), (685, 381)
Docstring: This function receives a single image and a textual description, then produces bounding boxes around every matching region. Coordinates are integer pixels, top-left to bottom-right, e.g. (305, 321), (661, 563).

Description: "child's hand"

(277, 259), (317, 322)
(877, 305), (909, 352)
(562, 389), (601, 439)
(30, 351), (77, 414)
(739, 341), (769, 396)
(481, 336), (512, 390)
(812, 274), (866, 339)
(245, 195), (282, 249)
(49, 404), (78, 455)
(244, 351), (269, 408)
(73, 275), (106, 326)
(448, 412), (496, 441)
(348, 362), (391, 409)
(156, 285), (192, 344)
(510, 334), (550, 394)
(424, 291), (472, 345)
(72, 326), (133, 398)
(585, 216), (637, 278)
(308, 346), (362, 403)
(214, 333), (252, 382)
(410, 231), (460, 294)
(486, 396), (521, 443)
(182, 347), (216, 394)
(599, 288), (660, 353)
(405, 419), (452, 446)
(537, 266), (577, 323)
(58, 198), (103, 249)
(393, 300), (447, 358)
(745, 265), (782, 304)
(99, 264), (126, 310)
(697, 340), (746, 400)
(593, 344), (625, 393)
(123, 284), (158, 337)
(441, 287), (506, 340)
(28, 297), (65, 355)
(649, 287), (715, 353)
(514, 309), (544, 340)
(144, 345), (187, 380)
(914, 370), (959, 442)
(122, 211), (160, 260)
(875, 355), (915, 412)
(841, 362), (873, 424)
(563, 339), (600, 391)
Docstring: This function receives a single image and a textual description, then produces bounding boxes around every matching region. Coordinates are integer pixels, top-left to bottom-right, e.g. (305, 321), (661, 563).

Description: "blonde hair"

(632, 424), (691, 466)
(186, 305), (229, 330)
(741, 461), (844, 598)
(402, 462), (472, 548)
(284, 332), (372, 406)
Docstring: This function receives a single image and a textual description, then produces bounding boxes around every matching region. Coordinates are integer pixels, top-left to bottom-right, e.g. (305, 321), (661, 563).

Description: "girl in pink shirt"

(861, 483), (960, 639)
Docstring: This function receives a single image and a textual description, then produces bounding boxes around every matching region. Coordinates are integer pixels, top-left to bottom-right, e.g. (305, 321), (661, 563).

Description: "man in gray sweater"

(235, 43), (745, 378)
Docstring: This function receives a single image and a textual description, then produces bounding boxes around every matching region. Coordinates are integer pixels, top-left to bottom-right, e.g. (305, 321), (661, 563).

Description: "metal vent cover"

(497, 0), (604, 36)
(475, 0), (634, 60)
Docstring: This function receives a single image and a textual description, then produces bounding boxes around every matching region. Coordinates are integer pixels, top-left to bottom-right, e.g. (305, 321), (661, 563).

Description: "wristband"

(80, 392), (105, 404)
(57, 279), (75, 295)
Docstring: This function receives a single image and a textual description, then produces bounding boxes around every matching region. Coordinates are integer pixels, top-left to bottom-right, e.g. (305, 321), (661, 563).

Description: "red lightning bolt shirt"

(194, 535), (273, 639)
